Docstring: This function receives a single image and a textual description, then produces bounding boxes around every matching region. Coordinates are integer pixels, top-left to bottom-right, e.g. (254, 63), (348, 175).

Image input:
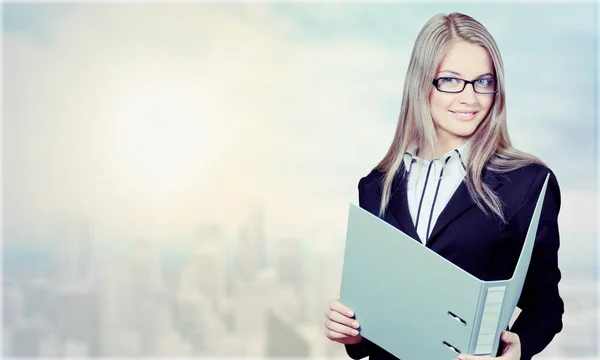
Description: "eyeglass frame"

(432, 76), (499, 94)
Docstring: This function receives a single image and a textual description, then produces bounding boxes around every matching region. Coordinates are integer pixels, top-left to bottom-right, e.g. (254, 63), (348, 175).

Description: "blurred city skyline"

(3, 202), (597, 357)
(3, 2), (598, 359)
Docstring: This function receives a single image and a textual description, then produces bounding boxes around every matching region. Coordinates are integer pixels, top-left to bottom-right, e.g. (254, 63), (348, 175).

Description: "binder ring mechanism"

(442, 311), (467, 355)
(447, 311), (467, 326)
(443, 341), (461, 355)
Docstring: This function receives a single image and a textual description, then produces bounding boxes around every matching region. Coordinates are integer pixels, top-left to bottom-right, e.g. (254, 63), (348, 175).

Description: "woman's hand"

(324, 299), (363, 345)
(457, 331), (521, 360)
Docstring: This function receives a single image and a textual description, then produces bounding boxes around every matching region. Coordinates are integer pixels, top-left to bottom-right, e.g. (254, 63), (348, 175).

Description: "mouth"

(449, 110), (478, 121)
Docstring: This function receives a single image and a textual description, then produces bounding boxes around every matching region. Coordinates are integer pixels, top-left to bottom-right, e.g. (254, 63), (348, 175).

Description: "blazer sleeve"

(509, 169), (564, 360)
(344, 177), (374, 359)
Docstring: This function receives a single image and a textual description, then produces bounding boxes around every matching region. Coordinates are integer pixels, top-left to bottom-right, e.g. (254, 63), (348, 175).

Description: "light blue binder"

(339, 174), (549, 359)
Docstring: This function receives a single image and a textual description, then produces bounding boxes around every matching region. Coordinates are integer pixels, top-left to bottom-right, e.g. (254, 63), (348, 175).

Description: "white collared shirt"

(403, 143), (469, 244)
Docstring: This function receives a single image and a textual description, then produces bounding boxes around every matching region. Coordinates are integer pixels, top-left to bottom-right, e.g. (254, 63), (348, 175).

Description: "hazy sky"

(3, 3), (597, 274)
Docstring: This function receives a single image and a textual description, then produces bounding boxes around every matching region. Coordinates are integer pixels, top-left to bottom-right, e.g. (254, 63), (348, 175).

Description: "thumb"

(501, 330), (521, 347)
(457, 355), (491, 360)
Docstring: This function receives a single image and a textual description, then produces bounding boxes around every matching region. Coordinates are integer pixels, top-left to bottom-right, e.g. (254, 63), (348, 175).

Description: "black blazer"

(345, 163), (564, 360)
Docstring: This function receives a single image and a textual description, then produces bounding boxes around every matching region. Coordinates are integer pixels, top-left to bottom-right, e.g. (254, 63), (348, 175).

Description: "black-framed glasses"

(432, 77), (498, 94)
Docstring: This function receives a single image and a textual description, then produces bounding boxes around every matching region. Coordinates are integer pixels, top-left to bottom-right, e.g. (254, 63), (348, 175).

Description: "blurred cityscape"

(2, 204), (598, 358)
(3, 2), (598, 358)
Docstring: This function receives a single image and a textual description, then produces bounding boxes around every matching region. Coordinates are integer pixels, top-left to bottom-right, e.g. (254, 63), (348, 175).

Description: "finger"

(457, 354), (491, 360)
(501, 331), (520, 344)
(325, 319), (360, 336)
(325, 328), (351, 340)
(326, 310), (360, 329)
(329, 299), (355, 317)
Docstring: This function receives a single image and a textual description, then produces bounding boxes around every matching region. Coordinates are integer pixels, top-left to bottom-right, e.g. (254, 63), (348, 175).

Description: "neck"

(420, 136), (467, 161)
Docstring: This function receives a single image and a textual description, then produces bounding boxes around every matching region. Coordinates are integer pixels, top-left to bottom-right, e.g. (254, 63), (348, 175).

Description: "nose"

(457, 83), (478, 105)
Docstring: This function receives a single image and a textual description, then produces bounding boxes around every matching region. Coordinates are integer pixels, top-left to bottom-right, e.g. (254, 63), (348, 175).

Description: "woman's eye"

(441, 77), (457, 83)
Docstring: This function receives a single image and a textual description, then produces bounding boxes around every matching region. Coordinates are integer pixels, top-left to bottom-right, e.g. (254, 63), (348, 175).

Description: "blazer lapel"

(386, 168), (421, 242)
(425, 168), (505, 248)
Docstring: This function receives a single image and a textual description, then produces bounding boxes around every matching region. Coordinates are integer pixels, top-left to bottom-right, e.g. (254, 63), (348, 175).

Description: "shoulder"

(496, 163), (560, 197)
(357, 167), (403, 197)
(495, 162), (561, 221)
(358, 168), (386, 191)
(357, 168), (390, 214)
(499, 163), (558, 185)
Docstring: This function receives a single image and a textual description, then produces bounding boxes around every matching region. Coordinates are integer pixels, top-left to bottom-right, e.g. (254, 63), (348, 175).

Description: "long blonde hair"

(376, 12), (543, 223)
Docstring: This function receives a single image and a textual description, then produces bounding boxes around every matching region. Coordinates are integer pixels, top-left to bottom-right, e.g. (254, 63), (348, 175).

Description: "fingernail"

(347, 310), (354, 317)
(352, 321), (359, 328)
(351, 329), (359, 335)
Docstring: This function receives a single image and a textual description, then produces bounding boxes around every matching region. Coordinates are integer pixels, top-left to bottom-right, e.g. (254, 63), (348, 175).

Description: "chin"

(445, 124), (479, 138)
(436, 115), (485, 143)
(454, 129), (478, 137)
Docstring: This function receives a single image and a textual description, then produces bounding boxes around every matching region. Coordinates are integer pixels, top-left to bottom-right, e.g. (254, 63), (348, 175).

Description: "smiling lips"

(449, 110), (478, 121)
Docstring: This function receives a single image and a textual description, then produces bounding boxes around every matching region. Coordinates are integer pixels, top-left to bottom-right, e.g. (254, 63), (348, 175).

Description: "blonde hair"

(376, 12), (544, 223)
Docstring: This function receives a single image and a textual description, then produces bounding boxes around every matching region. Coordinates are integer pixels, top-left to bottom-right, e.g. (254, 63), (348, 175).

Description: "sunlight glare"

(107, 77), (218, 202)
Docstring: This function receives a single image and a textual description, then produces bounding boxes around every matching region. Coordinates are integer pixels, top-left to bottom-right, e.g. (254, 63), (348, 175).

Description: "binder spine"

(472, 284), (507, 356)
(469, 284), (487, 354)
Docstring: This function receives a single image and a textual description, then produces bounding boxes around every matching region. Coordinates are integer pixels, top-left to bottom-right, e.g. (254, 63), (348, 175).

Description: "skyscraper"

(265, 310), (310, 358)
(236, 203), (267, 283)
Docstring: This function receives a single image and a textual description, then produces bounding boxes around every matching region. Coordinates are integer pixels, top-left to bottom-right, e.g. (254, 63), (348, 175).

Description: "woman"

(324, 12), (564, 360)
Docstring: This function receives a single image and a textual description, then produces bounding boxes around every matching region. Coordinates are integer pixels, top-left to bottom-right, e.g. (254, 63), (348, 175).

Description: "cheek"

(480, 97), (494, 113)
(429, 92), (454, 115)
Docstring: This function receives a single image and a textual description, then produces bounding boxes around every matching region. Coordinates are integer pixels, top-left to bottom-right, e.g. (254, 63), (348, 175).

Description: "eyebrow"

(439, 70), (495, 78)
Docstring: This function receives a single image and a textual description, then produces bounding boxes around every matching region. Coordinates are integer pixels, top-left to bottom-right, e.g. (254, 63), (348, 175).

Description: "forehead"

(437, 40), (494, 78)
